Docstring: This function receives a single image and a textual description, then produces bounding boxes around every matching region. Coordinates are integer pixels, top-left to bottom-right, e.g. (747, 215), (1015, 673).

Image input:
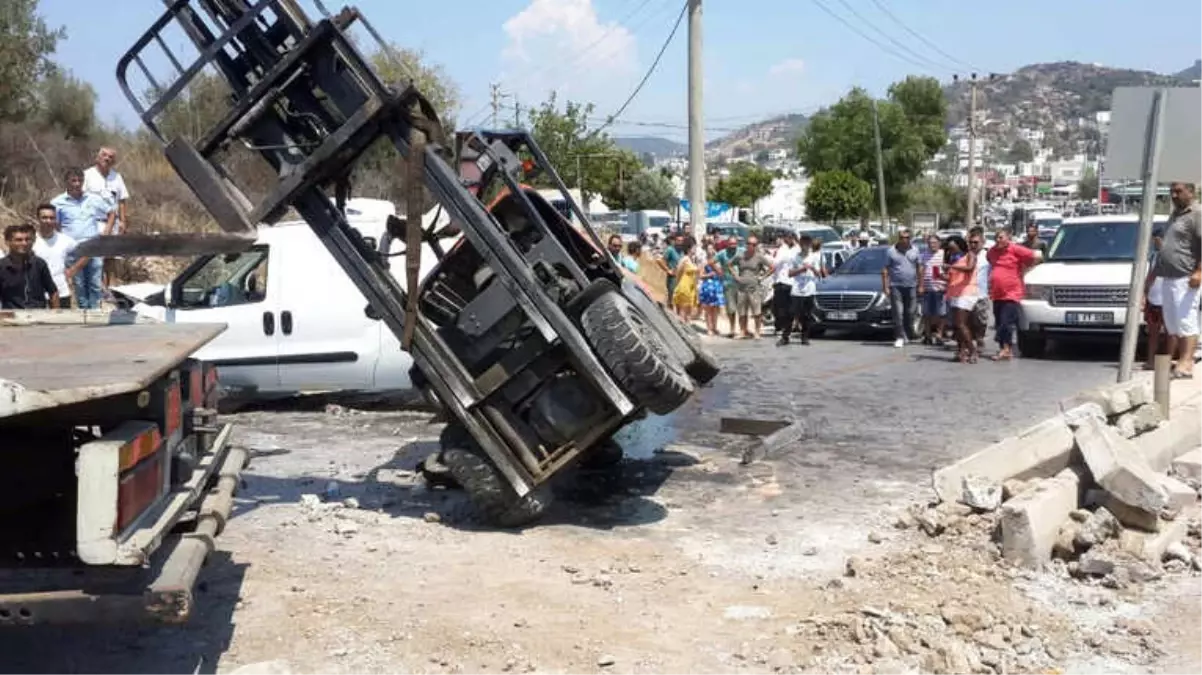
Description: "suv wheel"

(1018, 331), (1047, 359)
(439, 424), (551, 528)
(664, 310), (720, 385)
(581, 291), (694, 415)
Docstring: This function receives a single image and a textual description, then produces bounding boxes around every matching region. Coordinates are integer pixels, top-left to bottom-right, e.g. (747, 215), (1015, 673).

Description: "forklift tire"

(418, 453), (460, 489)
(579, 437), (624, 470)
(439, 424), (551, 528)
(664, 310), (720, 385)
(581, 292), (694, 415)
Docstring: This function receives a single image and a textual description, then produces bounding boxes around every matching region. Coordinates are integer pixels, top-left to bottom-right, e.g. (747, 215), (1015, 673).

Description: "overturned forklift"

(94, 0), (719, 526)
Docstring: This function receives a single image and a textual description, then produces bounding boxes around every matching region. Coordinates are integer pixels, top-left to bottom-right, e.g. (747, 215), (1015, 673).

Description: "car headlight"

(871, 293), (889, 308)
(1025, 284), (1051, 301)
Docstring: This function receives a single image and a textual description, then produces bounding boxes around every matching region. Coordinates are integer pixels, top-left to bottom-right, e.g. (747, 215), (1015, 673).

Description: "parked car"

(113, 198), (450, 401)
(810, 246), (922, 337)
(1018, 214), (1168, 358)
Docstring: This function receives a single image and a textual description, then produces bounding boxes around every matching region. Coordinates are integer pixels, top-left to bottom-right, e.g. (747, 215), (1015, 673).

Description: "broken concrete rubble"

(932, 417), (1074, 503)
(1074, 416), (1169, 514)
(1171, 447), (1202, 483)
(1000, 468), (1082, 568)
(960, 475), (1002, 511)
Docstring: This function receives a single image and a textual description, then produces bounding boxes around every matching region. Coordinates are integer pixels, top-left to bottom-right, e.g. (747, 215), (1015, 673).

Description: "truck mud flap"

(0, 426), (247, 626)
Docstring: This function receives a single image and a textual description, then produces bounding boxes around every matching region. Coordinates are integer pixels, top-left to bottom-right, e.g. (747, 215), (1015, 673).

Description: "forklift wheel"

(579, 438), (624, 470)
(439, 424), (552, 528)
(664, 310), (720, 385)
(581, 292), (693, 415)
(418, 453), (460, 489)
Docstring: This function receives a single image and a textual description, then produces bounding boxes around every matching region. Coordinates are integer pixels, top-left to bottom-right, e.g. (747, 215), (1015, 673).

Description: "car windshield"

(1047, 221), (1142, 262)
(833, 247), (888, 275)
(1034, 217), (1063, 230)
(799, 228), (840, 245)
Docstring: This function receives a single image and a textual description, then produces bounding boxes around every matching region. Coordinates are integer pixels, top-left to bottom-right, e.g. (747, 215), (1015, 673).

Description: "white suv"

(1019, 214), (1167, 358)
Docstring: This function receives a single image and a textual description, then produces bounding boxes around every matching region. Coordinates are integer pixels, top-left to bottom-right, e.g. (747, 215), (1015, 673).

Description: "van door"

(166, 245), (281, 393)
(274, 225), (378, 392)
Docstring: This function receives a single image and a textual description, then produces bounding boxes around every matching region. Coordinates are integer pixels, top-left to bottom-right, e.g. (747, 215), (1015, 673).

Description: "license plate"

(1065, 312), (1115, 325)
(826, 311), (858, 321)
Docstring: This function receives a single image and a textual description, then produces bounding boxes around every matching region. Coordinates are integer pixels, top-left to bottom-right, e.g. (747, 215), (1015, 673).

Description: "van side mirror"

(364, 303), (381, 321)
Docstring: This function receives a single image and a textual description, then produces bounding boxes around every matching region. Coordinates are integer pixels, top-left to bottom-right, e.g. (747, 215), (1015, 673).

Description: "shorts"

(735, 287), (762, 316)
(723, 285), (737, 312)
(949, 295), (978, 312)
(1161, 276), (1200, 337)
(921, 289), (946, 317)
(1147, 277), (1164, 306)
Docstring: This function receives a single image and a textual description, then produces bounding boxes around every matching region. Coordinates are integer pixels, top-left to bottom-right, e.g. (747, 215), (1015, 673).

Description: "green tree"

(526, 93), (622, 206)
(1006, 139), (1034, 163)
(0, 0), (64, 122)
(591, 149), (650, 210)
(624, 168), (677, 211)
(903, 179), (965, 225)
(1077, 165), (1098, 201)
(708, 161), (775, 208)
(37, 67), (96, 139)
(370, 44), (461, 128)
(804, 170), (871, 225)
(796, 78), (947, 216)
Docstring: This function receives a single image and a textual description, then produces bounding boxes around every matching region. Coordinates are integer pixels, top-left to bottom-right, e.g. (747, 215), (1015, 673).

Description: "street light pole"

(687, 0), (706, 240)
(871, 99), (889, 232)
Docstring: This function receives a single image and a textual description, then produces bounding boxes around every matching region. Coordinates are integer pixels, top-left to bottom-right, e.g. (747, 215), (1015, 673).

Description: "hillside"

(1177, 59), (1201, 81)
(943, 61), (1195, 159)
(703, 113), (809, 159)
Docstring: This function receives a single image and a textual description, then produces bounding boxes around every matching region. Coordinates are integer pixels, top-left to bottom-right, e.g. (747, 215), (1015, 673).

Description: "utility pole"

(687, 0), (705, 240)
(489, 83), (501, 128)
(513, 96), (521, 129)
(871, 99), (889, 232)
(965, 72), (978, 229)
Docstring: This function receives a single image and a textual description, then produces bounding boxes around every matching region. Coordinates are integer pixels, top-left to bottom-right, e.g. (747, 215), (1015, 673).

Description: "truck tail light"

(116, 426), (167, 532)
(188, 365), (205, 406)
(163, 380), (183, 439)
(203, 365), (220, 408)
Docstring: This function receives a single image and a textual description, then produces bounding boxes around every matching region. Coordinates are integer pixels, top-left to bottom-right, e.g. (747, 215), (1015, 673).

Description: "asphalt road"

(618, 328), (1125, 492)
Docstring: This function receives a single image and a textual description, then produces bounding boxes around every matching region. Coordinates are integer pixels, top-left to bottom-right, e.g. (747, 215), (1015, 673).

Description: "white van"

(1018, 214), (1167, 358)
(113, 198), (454, 399)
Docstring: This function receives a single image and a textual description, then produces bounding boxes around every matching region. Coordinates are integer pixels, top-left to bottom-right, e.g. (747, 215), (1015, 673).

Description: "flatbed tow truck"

(0, 310), (244, 624)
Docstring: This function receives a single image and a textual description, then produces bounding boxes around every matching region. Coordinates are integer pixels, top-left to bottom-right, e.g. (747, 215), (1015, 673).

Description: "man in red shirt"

(986, 228), (1036, 360)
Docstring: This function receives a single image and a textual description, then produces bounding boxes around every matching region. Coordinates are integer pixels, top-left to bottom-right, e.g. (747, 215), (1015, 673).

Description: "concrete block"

(933, 417), (1074, 503)
(1100, 494), (1165, 532)
(1171, 448), (1202, 483)
(1068, 379), (1152, 416)
(1063, 402), (1105, 430)
(1113, 414), (1138, 439)
(1074, 417), (1168, 514)
(1139, 405), (1202, 472)
(961, 475), (1002, 511)
(1119, 517), (1189, 563)
(1000, 467), (1082, 569)
(1118, 404), (1165, 436)
(1156, 473), (1197, 516)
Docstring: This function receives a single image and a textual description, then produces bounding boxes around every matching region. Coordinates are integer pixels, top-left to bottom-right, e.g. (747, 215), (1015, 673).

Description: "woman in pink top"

(985, 229), (1037, 361)
(943, 234), (980, 364)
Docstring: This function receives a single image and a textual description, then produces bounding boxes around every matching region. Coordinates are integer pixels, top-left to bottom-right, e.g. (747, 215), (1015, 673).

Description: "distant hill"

(942, 61), (1196, 159)
(612, 136), (686, 157)
(1177, 59), (1201, 81)
(705, 113), (809, 159)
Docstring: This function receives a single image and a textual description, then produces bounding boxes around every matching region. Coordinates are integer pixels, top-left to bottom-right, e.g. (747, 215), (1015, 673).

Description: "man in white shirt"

(771, 232), (801, 337)
(779, 234), (823, 345)
(83, 146), (130, 288)
(32, 203), (83, 307)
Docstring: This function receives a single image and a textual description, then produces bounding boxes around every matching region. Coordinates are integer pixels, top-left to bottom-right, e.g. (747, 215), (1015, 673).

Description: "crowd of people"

(622, 181), (1199, 377)
(0, 147), (130, 311)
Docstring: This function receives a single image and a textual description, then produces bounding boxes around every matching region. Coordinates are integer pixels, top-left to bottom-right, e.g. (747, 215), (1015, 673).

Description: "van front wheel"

(439, 424), (551, 528)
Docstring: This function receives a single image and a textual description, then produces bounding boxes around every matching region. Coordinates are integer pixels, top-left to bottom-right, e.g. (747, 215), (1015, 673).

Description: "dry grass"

(0, 122), (217, 282)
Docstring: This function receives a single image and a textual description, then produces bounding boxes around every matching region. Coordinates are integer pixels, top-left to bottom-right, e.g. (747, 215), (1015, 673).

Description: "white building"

(1018, 128), (1045, 144)
(755, 177), (809, 222)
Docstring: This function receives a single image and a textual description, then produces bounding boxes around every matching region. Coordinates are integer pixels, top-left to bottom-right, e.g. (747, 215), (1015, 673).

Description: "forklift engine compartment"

(105, 0), (720, 526)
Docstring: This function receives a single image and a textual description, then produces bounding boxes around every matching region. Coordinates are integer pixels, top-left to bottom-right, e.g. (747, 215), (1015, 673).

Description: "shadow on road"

(0, 552), (247, 674)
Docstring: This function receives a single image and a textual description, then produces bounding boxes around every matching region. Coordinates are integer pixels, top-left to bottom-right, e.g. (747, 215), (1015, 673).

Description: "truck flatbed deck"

(0, 311), (226, 419)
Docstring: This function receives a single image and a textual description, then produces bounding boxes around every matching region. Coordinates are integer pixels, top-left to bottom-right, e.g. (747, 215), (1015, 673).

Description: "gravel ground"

(1, 332), (1197, 674)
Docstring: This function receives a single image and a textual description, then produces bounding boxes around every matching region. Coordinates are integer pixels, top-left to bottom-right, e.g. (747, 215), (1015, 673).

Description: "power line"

(588, 0), (689, 138)
(808, 0), (948, 74)
(867, 0), (983, 73)
(828, 0), (955, 74)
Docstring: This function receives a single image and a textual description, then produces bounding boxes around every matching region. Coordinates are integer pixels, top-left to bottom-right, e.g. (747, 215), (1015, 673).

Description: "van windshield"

(799, 228), (840, 245)
(1047, 221), (1141, 262)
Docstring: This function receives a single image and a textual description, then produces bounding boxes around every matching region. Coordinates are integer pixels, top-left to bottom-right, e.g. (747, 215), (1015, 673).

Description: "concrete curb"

(932, 374), (1200, 504)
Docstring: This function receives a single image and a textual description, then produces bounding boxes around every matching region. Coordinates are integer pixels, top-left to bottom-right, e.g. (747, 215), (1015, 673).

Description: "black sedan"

(811, 246), (922, 338)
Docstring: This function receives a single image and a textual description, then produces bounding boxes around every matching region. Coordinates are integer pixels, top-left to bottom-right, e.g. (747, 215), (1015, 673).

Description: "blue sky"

(39, 0), (1202, 142)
